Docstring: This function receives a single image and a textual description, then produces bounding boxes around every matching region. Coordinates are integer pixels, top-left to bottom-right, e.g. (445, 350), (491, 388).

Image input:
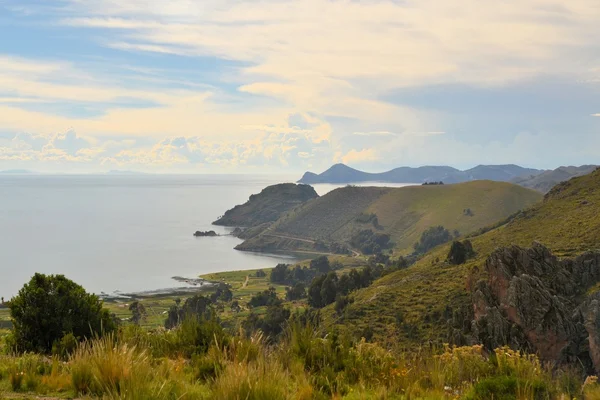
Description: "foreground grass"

(0, 320), (595, 400)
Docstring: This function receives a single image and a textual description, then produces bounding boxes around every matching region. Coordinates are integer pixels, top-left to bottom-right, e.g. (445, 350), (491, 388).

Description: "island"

(193, 230), (219, 237)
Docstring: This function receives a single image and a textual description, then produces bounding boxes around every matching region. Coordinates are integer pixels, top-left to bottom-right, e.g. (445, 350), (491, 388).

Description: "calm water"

(0, 175), (415, 298)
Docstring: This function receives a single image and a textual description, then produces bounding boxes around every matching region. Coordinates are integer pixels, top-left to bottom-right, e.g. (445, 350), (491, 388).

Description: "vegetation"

(413, 225), (454, 254)
(1, 171), (599, 399)
(0, 316), (593, 399)
(324, 168), (600, 347)
(7, 273), (115, 353)
(213, 183), (318, 227)
(237, 180), (541, 255)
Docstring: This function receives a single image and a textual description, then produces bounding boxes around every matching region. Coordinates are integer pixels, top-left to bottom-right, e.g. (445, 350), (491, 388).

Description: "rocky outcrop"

(194, 230), (218, 237)
(471, 243), (600, 372)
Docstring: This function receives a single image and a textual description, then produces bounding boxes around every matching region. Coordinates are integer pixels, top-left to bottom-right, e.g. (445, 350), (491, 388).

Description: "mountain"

(212, 183), (318, 228)
(325, 168), (600, 370)
(512, 165), (598, 193)
(298, 163), (542, 185)
(234, 180), (542, 254)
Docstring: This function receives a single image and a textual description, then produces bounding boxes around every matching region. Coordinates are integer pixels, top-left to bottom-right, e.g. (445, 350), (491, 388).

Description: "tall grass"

(0, 321), (595, 399)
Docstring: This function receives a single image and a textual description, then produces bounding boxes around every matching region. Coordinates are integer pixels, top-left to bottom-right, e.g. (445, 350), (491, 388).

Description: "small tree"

(9, 273), (115, 353)
(129, 301), (147, 325)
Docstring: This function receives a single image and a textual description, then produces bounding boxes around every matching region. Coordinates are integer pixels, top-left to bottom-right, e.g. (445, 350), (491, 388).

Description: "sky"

(0, 0), (599, 174)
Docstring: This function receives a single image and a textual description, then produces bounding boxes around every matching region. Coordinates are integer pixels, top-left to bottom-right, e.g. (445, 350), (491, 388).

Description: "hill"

(298, 163), (542, 184)
(235, 180), (542, 254)
(327, 168), (600, 369)
(213, 183), (318, 228)
(512, 165), (597, 193)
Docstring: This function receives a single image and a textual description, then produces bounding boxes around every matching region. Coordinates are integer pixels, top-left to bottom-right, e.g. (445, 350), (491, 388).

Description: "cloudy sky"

(0, 0), (598, 173)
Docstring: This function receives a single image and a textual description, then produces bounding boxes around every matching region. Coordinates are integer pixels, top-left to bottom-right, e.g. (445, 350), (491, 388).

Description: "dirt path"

(242, 275), (249, 288)
(262, 232), (362, 257)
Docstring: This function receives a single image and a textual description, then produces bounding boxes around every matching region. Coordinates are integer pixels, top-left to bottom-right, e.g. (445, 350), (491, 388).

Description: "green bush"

(52, 333), (79, 359)
(465, 376), (552, 400)
(9, 273), (115, 353)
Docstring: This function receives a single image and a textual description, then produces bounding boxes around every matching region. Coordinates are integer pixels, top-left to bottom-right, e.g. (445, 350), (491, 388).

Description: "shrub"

(310, 256), (331, 274)
(129, 301), (147, 325)
(9, 369), (24, 391)
(165, 295), (213, 329)
(9, 273), (115, 353)
(465, 375), (551, 400)
(286, 283), (306, 301)
(248, 287), (281, 308)
(52, 332), (79, 359)
(414, 226), (452, 254)
(447, 240), (475, 265)
(255, 269), (267, 278)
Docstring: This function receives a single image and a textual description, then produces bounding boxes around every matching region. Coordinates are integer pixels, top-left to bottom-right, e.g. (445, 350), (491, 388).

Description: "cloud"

(337, 149), (378, 164)
(1, 0), (599, 171)
(352, 131), (396, 137)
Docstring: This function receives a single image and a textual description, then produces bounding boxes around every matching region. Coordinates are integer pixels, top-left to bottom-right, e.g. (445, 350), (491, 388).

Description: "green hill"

(213, 183), (318, 228)
(325, 168), (600, 350)
(236, 181), (542, 254)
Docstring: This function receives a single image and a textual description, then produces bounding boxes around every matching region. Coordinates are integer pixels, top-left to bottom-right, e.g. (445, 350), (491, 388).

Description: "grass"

(239, 180), (542, 255)
(0, 321), (587, 399)
(323, 169), (600, 346)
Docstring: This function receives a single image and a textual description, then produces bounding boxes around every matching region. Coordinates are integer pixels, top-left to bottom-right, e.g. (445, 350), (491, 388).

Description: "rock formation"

(471, 242), (600, 372)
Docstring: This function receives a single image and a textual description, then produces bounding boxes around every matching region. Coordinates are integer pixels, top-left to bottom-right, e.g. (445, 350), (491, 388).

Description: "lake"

(0, 175), (415, 298)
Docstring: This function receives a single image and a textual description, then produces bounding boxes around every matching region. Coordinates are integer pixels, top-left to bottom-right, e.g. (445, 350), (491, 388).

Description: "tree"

(447, 240), (475, 265)
(9, 273), (115, 353)
(255, 269), (267, 278)
(413, 226), (453, 254)
(165, 295), (213, 329)
(270, 264), (289, 284)
(248, 287), (280, 308)
(285, 283), (306, 301)
(308, 274), (326, 308)
(310, 256), (330, 274)
(320, 272), (338, 306)
(129, 301), (147, 325)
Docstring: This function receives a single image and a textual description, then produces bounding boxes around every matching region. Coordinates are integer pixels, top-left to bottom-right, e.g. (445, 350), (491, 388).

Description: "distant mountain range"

(0, 169), (34, 174)
(298, 163), (597, 192)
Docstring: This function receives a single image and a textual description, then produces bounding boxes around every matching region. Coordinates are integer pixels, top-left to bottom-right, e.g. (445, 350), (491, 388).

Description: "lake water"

(0, 175), (415, 298)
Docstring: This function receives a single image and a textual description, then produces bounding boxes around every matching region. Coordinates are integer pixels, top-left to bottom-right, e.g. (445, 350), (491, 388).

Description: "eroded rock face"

(471, 243), (600, 372)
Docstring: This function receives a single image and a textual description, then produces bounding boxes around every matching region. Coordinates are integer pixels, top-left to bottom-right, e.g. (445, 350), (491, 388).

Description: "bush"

(350, 230), (391, 255)
(9, 273), (115, 353)
(285, 283), (306, 301)
(255, 269), (267, 278)
(310, 256), (331, 274)
(414, 226), (452, 254)
(447, 240), (475, 265)
(52, 332), (79, 359)
(248, 287), (281, 308)
(465, 376), (551, 400)
(165, 295), (213, 329)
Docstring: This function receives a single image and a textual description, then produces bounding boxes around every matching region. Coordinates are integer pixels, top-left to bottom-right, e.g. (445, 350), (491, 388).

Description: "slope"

(327, 168), (600, 347)
(213, 183), (318, 227)
(236, 180), (542, 254)
(512, 165), (598, 193)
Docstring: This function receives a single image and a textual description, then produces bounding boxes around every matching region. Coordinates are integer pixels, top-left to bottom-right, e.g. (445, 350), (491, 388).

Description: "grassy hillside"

(326, 168), (600, 345)
(238, 181), (542, 254)
(512, 164), (597, 193)
(213, 183), (318, 227)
